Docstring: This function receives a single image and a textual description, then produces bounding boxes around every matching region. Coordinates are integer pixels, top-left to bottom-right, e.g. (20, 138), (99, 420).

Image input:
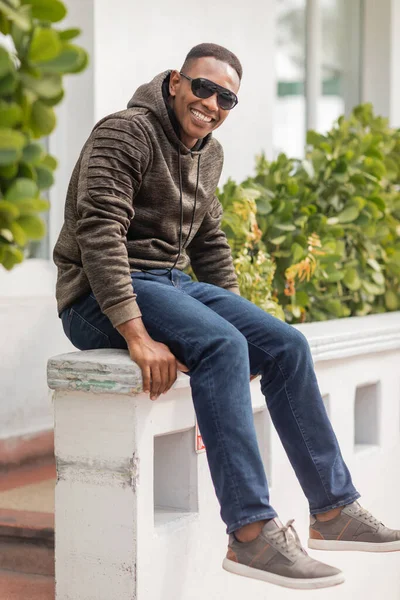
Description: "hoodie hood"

(127, 70), (212, 155)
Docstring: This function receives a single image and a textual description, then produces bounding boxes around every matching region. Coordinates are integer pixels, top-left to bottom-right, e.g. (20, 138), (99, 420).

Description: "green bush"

(220, 104), (400, 323)
(218, 179), (284, 320)
(0, 0), (88, 270)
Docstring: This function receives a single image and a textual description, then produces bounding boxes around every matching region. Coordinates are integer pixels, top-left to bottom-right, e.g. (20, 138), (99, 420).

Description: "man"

(54, 43), (400, 590)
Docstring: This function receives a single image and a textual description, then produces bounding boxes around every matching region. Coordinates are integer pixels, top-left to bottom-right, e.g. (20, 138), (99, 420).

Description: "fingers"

(164, 359), (177, 394)
(144, 355), (189, 401)
(176, 360), (189, 372)
(150, 364), (162, 400)
(142, 365), (151, 394)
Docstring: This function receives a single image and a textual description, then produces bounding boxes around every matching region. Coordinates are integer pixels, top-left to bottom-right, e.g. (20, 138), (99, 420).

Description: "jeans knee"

(287, 327), (312, 366)
(205, 327), (248, 363)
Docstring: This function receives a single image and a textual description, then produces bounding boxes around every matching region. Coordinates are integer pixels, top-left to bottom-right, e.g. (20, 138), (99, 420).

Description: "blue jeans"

(60, 268), (360, 533)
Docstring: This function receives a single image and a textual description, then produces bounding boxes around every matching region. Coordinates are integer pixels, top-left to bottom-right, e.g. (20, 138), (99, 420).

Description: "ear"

(169, 70), (181, 98)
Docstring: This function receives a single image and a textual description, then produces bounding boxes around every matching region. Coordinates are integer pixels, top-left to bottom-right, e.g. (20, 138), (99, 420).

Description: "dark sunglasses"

(179, 72), (238, 110)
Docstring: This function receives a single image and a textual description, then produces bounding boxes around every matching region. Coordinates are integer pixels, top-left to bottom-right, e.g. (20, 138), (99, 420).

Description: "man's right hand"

(117, 317), (189, 400)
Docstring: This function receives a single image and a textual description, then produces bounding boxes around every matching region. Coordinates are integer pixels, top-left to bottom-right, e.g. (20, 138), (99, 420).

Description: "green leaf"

(0, 128), (26, 165)
(287, 179), (299, 195)
(35, 164), (54, 189)
(270, 235), (287, 245)
(291, 242), (304, 263)
(58, 27), (81, 41)
(30, 100), (56, 137)
(327, 216), (339, 225)
(385, 290), (399, 310)
(275, 223), (296, 232)
(368, 196), (386, 212)
(0, 162), (18, 179)
(41, 153), (57, 170)
(0, 46), (14, 78)
(325, 299), (346, 317)
(38, 44), (88, 74)
(22, 142), (44, 165)
(306, 130), (326, 147)
(39, 88), (64, 106)
(9, 221), (28, 246)
(337, 206), (360, 223)
(0, 200), (20, 221)
(0, 72), (17, 97)
(28, 27), (62, 63)
(11, 197), (49, 215)
(367, 258), (381, 272)
(343, 268), (361, 291)
(0, 1), (31, 31)
(18, 162), (37, 180)
(21, 72), (63, 101)
(17, 215), (45, 239)
(21, 0), (67, 22)
(1, 245), (24, 270)
(372, 271), (385, 286)
(0, 100), (23, 127)
(324, 270), (345, 282)
(295, 291), (309, 307)
(0, 12), (11, 35)
(255, 197), (272, 215)
(5, 178), (39, 201)
(362, 280), (385, 296)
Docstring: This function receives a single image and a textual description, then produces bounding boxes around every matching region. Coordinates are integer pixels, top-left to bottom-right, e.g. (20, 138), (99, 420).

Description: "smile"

(190, 108), (213, 123)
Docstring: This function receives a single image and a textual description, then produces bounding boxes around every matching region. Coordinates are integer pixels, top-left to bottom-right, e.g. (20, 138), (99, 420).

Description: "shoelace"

(268, 519), (307, 559)
(352, 504), (383, 528)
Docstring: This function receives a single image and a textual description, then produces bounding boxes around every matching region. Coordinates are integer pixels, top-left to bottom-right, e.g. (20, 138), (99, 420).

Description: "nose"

(200, 92), (219, 113)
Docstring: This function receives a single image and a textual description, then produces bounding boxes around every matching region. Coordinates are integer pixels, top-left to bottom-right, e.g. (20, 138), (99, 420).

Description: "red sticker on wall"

(195, 421), (206, 453)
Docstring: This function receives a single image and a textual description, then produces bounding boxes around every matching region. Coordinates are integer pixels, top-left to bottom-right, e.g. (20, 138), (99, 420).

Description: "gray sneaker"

(223, 518), (344, 589)
(309, 501), (400, 552)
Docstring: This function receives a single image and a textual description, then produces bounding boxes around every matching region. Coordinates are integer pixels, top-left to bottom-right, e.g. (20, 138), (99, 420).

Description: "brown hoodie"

(53, 70), (239, 328)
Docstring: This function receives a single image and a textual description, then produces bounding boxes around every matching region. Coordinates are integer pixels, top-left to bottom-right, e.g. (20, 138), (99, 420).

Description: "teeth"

(191, 109), (212, 123)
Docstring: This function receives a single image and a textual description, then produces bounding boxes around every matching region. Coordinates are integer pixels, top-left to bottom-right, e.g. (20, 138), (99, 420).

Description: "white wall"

(93, 0), (276, 184)
(0, 0), (94, 442)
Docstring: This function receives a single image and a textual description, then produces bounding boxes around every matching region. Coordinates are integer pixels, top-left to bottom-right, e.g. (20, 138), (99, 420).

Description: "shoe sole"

(308, 539), (400, 552)
(222, 558), (345, 590)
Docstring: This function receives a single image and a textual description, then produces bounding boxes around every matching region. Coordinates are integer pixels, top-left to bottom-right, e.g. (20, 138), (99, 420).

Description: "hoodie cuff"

(226, 286), (241, 296)
(103, 298), (142, 328)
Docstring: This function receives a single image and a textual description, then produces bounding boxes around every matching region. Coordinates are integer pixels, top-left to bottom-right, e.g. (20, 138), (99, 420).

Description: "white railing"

(47, 311), (400, 600)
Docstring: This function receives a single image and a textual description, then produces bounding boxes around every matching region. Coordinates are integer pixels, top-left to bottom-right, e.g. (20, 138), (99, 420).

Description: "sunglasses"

(179, 72), (238, 110)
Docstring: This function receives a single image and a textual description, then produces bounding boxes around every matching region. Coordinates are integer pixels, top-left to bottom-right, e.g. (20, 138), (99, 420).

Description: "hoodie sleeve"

(75, 117), (151, 327)
(186, 196), (240, 294)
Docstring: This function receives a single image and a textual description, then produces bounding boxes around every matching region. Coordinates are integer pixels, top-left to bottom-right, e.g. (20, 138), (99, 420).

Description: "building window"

(274, 0), (307, 158)
(274, 0), (363, 157)
(317, 0), (363, 133)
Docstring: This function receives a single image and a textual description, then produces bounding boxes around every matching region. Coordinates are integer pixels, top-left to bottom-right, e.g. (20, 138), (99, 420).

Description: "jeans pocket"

(69, 308), (111, 351)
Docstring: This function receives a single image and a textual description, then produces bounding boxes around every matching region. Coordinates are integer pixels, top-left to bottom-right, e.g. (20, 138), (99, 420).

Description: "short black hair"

(181, 43), (243, 81)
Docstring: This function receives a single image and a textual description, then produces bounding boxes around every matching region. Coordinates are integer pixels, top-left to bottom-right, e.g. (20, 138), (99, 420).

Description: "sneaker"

(222, 518), (344, 589)
(309, 501), (400, 552)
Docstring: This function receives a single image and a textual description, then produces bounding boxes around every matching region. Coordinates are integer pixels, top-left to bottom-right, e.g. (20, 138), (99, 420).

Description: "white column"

(305, 0), (322, 130)
(362, 0), (400, 126)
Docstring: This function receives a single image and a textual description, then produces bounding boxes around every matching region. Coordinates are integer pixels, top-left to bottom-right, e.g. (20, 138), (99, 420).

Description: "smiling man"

(54, 43), (400, 591)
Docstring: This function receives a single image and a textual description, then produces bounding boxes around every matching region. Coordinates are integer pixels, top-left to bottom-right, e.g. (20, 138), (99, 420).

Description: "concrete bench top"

(47, 312), (400, 395)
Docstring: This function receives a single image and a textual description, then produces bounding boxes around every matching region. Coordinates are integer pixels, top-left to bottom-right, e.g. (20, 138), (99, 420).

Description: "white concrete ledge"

(296, 311), (400, 362)
(47, 312), (400, 395)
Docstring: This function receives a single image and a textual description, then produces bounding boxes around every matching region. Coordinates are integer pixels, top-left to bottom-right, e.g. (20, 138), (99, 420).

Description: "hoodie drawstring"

(141, 147), (201, 281)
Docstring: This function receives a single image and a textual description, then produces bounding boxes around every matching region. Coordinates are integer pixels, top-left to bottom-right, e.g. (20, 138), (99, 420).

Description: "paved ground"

(0, 570), (54, 600)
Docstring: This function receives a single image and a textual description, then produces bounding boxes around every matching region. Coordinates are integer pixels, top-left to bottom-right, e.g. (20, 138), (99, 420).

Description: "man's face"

(169, 56), (240, 149)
